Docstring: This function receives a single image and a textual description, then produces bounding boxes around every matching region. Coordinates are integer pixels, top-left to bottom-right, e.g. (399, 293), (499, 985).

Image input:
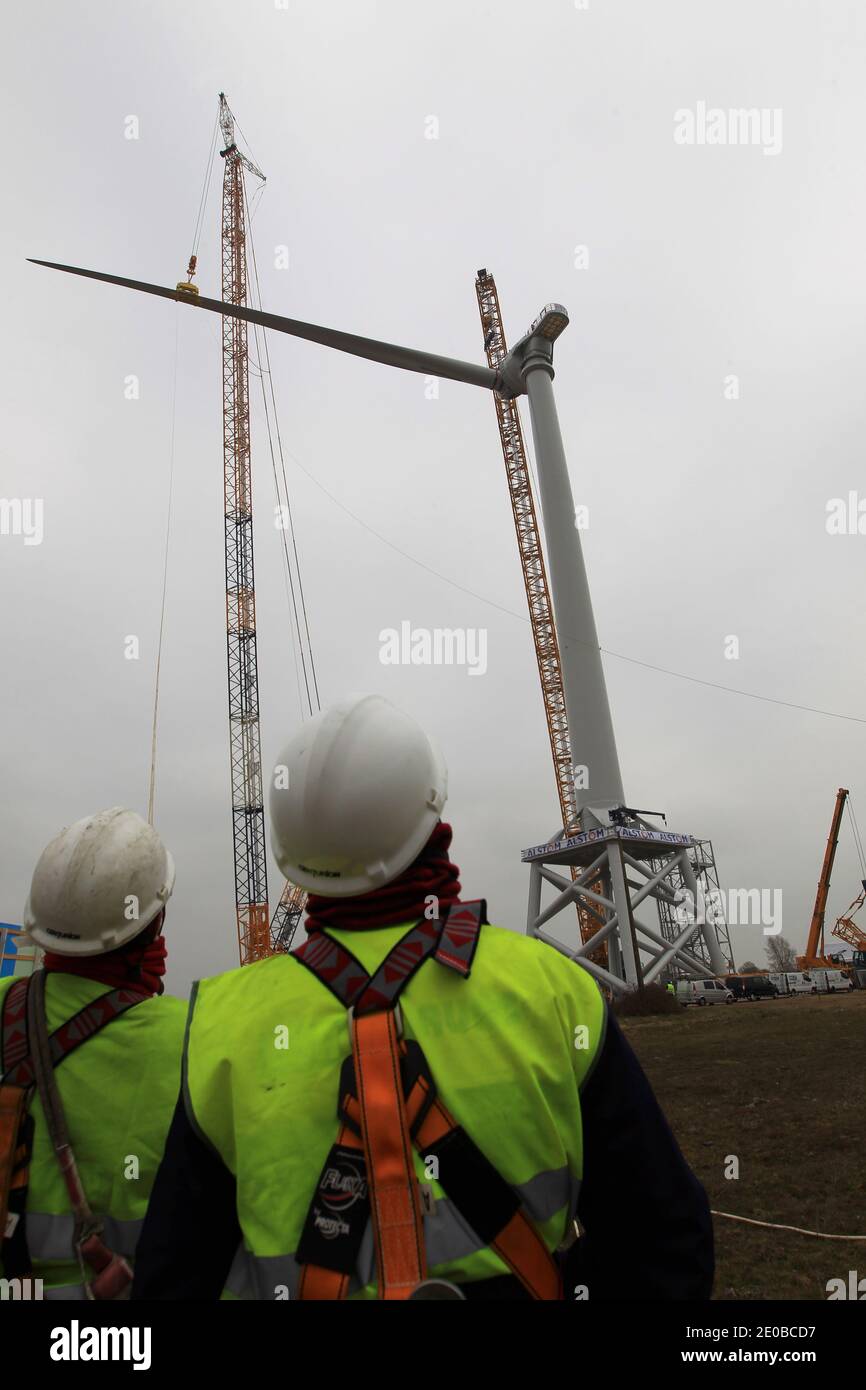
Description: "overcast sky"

(2, 0), (865, 995)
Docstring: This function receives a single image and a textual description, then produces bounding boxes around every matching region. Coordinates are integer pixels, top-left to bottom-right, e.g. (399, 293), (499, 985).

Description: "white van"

(676, 978), (735, 1006)
(772, 971), (816, 995)
(808, 969), (852, 994)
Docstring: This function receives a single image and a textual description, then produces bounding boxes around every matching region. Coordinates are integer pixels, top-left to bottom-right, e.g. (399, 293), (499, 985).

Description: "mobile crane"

(797, 787), (866, 979)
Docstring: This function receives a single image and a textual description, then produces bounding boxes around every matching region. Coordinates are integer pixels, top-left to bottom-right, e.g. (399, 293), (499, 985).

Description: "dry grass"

(619, 991), (866, 1300)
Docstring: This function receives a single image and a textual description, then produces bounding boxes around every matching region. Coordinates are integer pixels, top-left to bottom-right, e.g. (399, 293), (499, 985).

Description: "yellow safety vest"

(0, 973), (186, 1298)
(185, 919), (606, 1298)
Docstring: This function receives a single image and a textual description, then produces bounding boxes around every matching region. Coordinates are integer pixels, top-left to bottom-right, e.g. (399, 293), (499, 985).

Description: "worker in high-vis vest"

(133, 694), (714, 1301)
(0, 808), (189, 1300)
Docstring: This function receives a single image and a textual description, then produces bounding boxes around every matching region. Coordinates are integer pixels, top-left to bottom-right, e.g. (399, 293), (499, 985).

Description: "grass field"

(619, 991), (866, 1300)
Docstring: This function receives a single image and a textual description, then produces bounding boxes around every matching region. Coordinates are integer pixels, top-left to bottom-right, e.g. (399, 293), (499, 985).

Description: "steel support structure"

(654, 837), (734, 977)
(524, 823), (732, 994)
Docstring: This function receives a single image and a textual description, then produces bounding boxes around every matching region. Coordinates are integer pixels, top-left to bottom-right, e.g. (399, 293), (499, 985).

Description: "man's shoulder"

(139, 991), (189, 1023)
(481, 922), (602, 995)
(192, 952), (299, 1011)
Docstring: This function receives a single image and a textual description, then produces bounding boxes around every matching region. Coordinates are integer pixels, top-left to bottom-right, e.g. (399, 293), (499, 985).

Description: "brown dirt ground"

(619, 991), (866, 1300)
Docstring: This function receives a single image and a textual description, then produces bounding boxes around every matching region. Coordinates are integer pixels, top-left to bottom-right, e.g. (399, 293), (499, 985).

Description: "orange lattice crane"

(474, 270), (605, 949)
(832, 893), (866, 953)
(216, 94), (273, 964)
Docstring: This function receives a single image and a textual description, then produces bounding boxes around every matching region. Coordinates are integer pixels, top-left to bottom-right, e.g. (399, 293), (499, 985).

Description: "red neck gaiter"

(43, 917), (167, 997)
(305, 821), (462, 933)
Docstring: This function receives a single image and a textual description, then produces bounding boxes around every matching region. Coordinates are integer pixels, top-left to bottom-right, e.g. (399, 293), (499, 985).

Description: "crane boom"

(474, 270), (604, 946)
(219, 93), (271, 964)
(800, 787), (848, 966)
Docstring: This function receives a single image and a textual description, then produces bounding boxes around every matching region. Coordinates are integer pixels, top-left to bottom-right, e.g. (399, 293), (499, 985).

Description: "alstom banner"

(522, 826), (694, 862)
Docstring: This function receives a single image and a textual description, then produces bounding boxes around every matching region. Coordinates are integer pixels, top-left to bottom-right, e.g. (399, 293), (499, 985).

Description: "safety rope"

(711, 1210), (866, 1241)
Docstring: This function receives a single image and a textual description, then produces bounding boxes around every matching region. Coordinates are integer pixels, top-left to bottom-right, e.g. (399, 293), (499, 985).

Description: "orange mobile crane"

(797, 787), (866, 973)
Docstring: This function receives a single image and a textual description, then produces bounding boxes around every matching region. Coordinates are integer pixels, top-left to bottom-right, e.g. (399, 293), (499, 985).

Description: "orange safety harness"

(292, 901), (563, 1301)
(0, 971), (147, 1296)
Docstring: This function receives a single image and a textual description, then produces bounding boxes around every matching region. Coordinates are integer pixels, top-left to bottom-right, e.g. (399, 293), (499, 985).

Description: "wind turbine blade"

(28, 260), (498, 392)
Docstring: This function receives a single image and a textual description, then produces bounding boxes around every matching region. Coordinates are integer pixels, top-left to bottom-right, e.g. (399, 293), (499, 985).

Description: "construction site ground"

(620, 991), (866, 1300)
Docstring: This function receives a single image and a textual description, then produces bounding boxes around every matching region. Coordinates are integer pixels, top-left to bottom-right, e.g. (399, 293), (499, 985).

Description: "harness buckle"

(347, 1001), (404, 1041)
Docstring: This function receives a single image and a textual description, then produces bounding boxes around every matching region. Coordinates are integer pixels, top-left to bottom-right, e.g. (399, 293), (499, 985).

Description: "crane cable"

(191, 111), (219, 261)
(242, 174), (321, 718)
(147, 114), (218, 823)
(277, 440), (866, 727)
(147, 309), (180, 825)
(846, 797), (866, 880)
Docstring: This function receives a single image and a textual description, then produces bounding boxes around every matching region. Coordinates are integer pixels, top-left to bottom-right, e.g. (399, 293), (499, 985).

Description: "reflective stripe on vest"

(43, 1282), (88, 1300)
(224, 1163), (579, 1299)
(24, 1212), (143, 1262)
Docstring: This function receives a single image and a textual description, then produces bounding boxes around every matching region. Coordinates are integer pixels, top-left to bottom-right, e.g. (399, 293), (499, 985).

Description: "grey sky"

(2, 0), (865, 995)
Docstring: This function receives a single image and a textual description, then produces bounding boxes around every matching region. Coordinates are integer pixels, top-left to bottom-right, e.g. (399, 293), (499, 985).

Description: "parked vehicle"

(808, 968), (853, 993)
(676, 978), (735, 1006)
(725, 974), (779, 1000)
(774, 971), (813, 995)
(767, 970), (850, 995)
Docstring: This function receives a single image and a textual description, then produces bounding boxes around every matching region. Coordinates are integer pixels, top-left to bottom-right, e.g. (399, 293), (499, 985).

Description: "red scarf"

(43, 917), (167, 997)
(305, 821), (462, 932)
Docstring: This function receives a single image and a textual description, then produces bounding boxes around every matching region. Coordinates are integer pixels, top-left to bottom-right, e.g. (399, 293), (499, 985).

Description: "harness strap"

(351, 1008), (425, 1300)
(0, 1085), (27, 1243)
(294, 901), (560, 1300)
(292, 901), (486, 1010)
(2, 979), (150, 1088)
(409, 1081), (562, 1300)
(353, 919), (440, 1015)
(1, 978), (30, 1077)
(292, 933), (369, 1009)
(0, 973), (148, 1291)
(346, 1060), (561, 1301)
(295, 1045), (432, 1301)
(433, 899), (484, 977)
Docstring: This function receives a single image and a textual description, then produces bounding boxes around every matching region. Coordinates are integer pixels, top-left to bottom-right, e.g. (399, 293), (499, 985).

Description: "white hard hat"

(269, 693), (447, 897)
(23, 807), (176, 956)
